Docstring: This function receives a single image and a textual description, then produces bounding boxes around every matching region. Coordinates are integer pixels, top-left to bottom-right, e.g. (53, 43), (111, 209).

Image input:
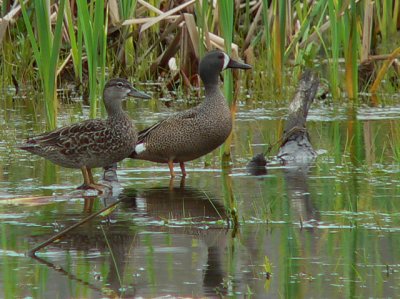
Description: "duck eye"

(117, 82), (124, 88)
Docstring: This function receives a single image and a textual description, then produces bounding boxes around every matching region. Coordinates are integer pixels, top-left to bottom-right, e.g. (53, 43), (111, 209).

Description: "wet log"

(277, 70), (319, 163)
(247, 70), (319, 174)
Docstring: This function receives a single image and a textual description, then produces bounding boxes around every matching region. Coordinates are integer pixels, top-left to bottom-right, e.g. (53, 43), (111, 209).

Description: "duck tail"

(17, 141), (39, 152)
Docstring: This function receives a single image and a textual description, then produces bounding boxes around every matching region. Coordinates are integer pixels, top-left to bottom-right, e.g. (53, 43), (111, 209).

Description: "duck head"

(199, 50), (252, 86)
(103, 78), (151, 114)
(104, 78), (151, 101)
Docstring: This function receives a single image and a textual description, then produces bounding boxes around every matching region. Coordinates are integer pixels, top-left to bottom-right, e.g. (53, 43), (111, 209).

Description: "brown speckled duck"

(130, 50), (251, 177)
(19, 78), (150, 191)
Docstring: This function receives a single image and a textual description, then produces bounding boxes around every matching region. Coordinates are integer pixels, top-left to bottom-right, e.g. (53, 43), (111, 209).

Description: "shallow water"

(1, 91), (400, 298)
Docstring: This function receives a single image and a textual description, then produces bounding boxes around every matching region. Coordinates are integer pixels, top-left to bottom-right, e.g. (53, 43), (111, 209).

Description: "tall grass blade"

(76, 0), (106, 118)
(19, 0), (66, 129)
(218, 0), (234, 161)
(65, 0), (82, 82)
(117, 1), (137, 69)
(272, 0), (286, 90)
(261, 0), (273, 70)
(327, 0), (340, 99)
(344, 0), (359, 100)
(195, 0), (210, 56)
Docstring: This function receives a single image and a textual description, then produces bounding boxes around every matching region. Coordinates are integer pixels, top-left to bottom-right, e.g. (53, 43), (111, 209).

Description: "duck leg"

(179, 162), (187, 177)
(78, 166), (92, 189)
(79, 166), (105, 193)
(87, 168), (110, 192)
(87, 168), (95, 184)
(168, 161), (175, 178)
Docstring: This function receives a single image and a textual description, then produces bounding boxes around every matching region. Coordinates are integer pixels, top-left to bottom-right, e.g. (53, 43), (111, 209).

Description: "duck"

(19, 78), (151, 191)
(129, 50), (251, 177)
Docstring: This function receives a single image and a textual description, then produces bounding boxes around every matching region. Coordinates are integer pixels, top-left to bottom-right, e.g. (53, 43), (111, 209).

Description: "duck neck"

(200, 66), (220, 87)
(203, 83), (225, 105)
(105, 100), (126, 119)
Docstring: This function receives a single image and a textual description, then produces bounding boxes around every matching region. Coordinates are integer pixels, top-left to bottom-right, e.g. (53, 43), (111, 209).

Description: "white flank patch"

(222, 52), (230, 70)
(135, 143), (146, 154)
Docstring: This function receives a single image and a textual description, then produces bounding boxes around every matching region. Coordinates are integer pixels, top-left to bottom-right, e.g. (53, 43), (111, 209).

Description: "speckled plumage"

(130, 51), (251, 177)
(22, 116), (137, 169)
(133, 86), (232, 163)
(19, 78), (150, 190)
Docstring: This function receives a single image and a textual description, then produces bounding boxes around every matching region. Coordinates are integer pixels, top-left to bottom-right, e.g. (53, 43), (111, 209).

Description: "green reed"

(194, 0), (209, 58)
(76, 0), (107, 118)
(343, 0), (359, 100)
(323, 0), (360, 100)
(218, 0), (234, 102)
(326, 0), (340, 99)
(218, 0), (235, 161)
(20, 0), (66, 130)
(272, 0), (286, 90)
(221, 170), (239, 231)
(65, 0), (83, 82)
(117, 0), (137, 69)
(288, 1), (325, 77)
(119, 0), (137, 20)
(1, 0), (399, 108)
(260, 0), (273, 83)
(376, 0), (400, 46)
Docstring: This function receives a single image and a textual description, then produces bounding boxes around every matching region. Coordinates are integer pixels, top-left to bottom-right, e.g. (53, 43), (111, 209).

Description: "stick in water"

(27, 198), (123, 257)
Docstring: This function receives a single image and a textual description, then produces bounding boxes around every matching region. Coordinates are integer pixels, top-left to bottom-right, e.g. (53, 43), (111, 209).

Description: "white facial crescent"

(222, 53), (230, 70)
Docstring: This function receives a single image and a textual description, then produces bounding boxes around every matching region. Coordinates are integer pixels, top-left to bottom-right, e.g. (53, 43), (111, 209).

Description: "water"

(1, 92), (400, 298)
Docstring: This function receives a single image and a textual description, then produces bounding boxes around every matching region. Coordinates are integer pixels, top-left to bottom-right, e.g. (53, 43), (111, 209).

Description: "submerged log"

(277, 70), (319, 163)
(247, 70), (319, 174)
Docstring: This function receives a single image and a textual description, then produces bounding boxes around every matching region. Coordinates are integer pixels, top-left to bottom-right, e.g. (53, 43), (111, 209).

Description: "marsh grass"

(4, 1), (399, 105)
(218, 0), (236, 160)
(221, 170), (239, 229)
(65, 1), (82, 83)
(76, 0), (107, 118)
(20, 0), (66, 129)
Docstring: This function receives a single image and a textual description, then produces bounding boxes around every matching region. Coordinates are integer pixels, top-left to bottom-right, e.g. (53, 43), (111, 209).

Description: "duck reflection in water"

(121, 185), (229, 296)
(30, 184), (231, 297)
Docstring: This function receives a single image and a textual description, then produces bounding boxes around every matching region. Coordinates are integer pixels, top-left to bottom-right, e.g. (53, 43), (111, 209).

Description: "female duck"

(20, 78), (150, 191)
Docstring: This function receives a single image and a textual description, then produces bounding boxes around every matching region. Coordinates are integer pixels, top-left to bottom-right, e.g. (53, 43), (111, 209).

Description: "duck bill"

(128, 88), (151, 99)
(227, 58), (252, 70)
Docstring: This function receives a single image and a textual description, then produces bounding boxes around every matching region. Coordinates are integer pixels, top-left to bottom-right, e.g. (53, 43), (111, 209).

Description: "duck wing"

(137, 107), (199, 144)
(21, 119), (107, 150)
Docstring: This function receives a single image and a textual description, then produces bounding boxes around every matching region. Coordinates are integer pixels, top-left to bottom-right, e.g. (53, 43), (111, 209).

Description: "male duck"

(20, 78), (150, 191)
(130, 50), (251, 177)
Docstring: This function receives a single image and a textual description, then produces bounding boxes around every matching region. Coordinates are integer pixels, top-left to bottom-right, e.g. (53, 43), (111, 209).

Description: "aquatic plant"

(20, 0), (66, 129)
(64, 0), (83, 83)
(3, 1), (398, 103)
(218, 0), (235, 161)
(76, 0), (107, 118)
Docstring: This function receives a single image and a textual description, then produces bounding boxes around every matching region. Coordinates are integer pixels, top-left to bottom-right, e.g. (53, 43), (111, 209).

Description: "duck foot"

(79, 166), (110, 194)
(76, 183), (109, 194)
